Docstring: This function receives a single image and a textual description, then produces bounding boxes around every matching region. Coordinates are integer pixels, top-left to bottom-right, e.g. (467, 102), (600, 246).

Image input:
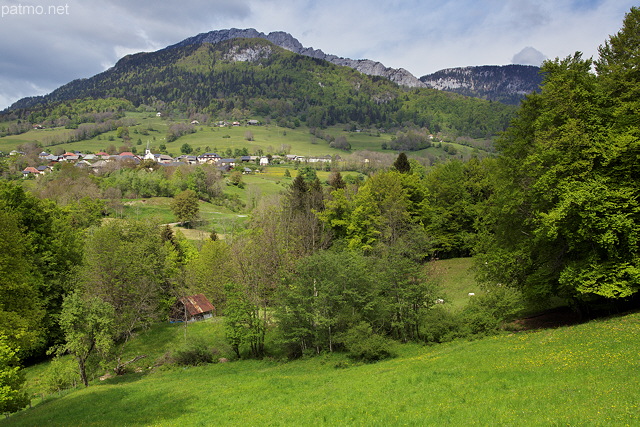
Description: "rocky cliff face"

(419, 65), (543, 105)
(172, 29), (427, 89)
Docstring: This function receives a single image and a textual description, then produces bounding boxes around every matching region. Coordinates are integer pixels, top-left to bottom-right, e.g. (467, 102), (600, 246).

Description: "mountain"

(171, 28), (426, 89)
(420, 65), (543, 105)
(4, 37), (517, 140)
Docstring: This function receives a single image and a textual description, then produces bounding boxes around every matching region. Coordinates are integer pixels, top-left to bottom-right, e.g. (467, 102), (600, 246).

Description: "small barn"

(169, 294), (215, 322)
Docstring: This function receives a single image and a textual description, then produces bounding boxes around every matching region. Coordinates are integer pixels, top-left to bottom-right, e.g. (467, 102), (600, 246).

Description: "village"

(14, 146), (335, 178)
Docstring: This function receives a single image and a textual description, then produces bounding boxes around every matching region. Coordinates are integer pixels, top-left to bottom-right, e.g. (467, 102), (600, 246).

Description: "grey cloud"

(0, 0), (254, 109)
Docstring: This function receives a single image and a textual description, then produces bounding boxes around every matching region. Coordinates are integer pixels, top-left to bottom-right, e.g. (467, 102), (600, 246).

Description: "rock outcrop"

(172, 29), (426, 88)
(420, 65), (543, 105)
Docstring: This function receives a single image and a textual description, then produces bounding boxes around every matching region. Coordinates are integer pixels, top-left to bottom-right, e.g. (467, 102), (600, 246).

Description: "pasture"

(0, 112), (485, 162)
(6, 310), (640, 426)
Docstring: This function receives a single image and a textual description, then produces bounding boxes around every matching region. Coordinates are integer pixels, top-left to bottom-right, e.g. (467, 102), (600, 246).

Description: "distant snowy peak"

(173, 28), (426, 89)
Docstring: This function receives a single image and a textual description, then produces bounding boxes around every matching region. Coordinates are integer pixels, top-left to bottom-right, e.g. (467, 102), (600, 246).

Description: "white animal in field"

(468, 292), (475, 296)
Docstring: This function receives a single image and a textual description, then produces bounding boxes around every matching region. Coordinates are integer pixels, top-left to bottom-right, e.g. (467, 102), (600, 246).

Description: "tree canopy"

(476, 7), (640, 306)
(171, 189), (200, 226)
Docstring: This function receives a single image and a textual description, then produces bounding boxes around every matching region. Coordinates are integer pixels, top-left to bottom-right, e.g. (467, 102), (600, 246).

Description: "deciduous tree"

(0, 211), (45, 356)
(79, 220), (168, 341)
(477, 8), (640, 306)
(58, 293), (114, 387)
(171, 189), (200, 226)
(0, 336), (29, 415)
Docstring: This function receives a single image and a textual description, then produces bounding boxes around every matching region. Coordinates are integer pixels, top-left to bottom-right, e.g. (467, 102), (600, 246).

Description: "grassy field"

(5, 310), (640, 426)
(430, 257), (481, 308)
(113, 165), (367, 241)
(0, 112), (485, 161)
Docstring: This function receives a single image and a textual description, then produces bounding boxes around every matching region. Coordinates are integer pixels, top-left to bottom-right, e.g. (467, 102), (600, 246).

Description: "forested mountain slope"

(5, 38), (516, 139)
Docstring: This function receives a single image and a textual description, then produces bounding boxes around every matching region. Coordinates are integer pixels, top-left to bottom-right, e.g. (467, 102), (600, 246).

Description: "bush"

(172, 341), (216, 366)
(420, 287), (525, 343)
(42, 357), (79, 394)
(459, 286), (525, 336)
(338, 322), (393, 362)
(420, 306), (463, 344)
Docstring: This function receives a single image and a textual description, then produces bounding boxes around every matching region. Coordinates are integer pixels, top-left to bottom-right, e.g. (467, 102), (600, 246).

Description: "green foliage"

(58, 292), (115, 387)
(223, 283), (265, 359)
(171, 189), (200, 225)
(277, 247), (436, 357)
(419, 307), (462, 344)
(0, 210), (46, 356)
(423, 158), (493, 258)
(41, 357), (78, 394)
(62, 197), (107, 229)
(0, 336), (29, 415)
(392, 152), (411, 173)
(185, 240), (234, 308)
(276, 250), (374, 357)
(327, 170), (346, 190)
(228, 171), (244, 188)
(458, 286), (525, 336)
(321, 170), (429, 252)
(79, 220), (169, 341)
(103, 168), (174, 198)
(476, 10), (640, 304)
(171, 339), (215, 366)
(0, 182), (82, 355)
(336, 322), (393, 362)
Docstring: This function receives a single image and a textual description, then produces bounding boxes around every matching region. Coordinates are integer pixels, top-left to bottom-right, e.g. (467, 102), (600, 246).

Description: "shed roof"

(179, 294), (214, 316)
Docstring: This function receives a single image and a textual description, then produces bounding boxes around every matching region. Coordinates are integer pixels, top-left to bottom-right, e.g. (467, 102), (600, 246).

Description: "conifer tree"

(393, 152), (411, 173)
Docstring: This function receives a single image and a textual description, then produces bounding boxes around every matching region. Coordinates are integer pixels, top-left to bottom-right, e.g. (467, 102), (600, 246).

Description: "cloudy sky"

(0, 0), (636, 110)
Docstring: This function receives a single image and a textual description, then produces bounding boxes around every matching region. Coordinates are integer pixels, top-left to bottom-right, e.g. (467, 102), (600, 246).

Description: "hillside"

(5, 311), (639, 426)
(4, 38), (516, 141)
(420, 65), (543, 105)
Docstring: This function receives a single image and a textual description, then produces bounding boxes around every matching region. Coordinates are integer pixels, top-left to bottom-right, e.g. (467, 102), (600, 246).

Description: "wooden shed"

(169, 294), (215, 322)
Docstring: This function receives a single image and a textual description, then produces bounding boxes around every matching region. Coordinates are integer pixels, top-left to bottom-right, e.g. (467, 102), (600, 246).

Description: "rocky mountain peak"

(420, 65), (543, 105)
(172, 28), (426, 89)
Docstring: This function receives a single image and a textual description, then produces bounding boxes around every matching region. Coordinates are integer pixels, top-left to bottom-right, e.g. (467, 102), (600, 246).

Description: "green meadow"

(113, 167), (364, 239)
(5, 310), (639, 426)
(0, 112), (486, 161)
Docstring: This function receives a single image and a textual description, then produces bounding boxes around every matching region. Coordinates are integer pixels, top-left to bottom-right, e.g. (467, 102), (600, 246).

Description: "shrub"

(459, 286), (525, 336)
(42, 357), (79, 394)
(420, 306), (463, 344)
(172, 341), (216, 366)
(338, 322), (393, 362)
